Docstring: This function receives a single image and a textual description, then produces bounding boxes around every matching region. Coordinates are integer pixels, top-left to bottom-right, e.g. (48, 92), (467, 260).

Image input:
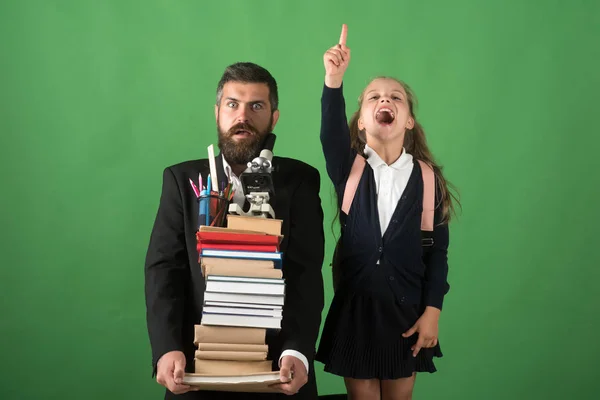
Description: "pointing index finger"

(339, 23), (348, 46)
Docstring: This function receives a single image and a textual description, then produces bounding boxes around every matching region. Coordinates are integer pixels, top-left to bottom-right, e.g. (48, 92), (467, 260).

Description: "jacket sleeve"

(423, 180), (451, 310)
(279, 166), (325, 368)
(320, 83), (356, 187)
(144, 167), (188, 376)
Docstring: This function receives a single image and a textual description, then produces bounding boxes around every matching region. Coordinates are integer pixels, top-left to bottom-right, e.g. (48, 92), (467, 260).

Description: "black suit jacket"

(144, 153), (325, 400)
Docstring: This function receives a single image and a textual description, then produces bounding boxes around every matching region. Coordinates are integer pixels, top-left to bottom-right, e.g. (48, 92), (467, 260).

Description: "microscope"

(228, 133), (277, 219)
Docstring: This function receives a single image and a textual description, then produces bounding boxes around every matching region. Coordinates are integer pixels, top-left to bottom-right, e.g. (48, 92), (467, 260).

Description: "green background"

(1, 0), (599, 399)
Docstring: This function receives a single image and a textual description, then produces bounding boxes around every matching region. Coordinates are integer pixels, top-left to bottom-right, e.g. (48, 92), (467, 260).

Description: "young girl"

(315, 24), (459, 400)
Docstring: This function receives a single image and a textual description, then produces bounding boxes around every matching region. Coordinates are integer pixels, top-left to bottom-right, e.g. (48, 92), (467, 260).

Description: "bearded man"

(144, 62), (325, 400)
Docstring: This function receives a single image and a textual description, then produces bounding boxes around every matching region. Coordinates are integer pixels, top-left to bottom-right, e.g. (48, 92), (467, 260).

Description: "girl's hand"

(324, 24), (351, 88)
(402, 306), (441, 357)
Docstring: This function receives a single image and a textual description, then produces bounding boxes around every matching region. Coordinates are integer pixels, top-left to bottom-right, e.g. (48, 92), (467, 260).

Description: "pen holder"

(197, 193), (229, 228)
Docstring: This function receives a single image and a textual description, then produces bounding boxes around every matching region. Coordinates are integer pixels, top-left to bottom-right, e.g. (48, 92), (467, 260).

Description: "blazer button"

(378, 246), (383, 252)
(389, 276), (395, 281)
(392, 219), (397, 223)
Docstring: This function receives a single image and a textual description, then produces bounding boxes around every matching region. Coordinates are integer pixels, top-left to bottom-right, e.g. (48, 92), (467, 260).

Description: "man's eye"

(227, 102), (237, 108)
(252, 103), (263, 110)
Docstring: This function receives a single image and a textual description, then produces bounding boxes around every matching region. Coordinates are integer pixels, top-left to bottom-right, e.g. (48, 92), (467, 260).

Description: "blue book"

(200, 249), (283, 269)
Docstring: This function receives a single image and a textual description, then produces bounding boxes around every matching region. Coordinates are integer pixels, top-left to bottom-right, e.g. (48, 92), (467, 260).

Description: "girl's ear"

(406, 116), (415, 130)
(358, 117), (365, 131)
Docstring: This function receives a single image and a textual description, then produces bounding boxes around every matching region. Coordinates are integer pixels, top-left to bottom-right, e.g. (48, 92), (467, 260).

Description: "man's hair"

(215, 62), (279, 112)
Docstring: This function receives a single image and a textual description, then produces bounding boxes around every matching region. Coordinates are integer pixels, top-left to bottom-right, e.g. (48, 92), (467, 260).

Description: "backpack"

(331, 154), (436, 291)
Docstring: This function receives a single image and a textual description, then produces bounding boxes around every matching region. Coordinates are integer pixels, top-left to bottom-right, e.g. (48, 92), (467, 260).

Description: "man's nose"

(235, 106), (251, 123)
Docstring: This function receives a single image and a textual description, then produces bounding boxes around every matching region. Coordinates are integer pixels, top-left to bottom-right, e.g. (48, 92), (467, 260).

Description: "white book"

(201, 249), (282, 260)
(201, 312), (282, 330)
(182, 372), (282, 385)
(204, 301), (283, 311)
(203, 292), (285, 306)
(203, 306), (282, 318)
(207, 275), (284, 285)
(206, 280), (285, 296)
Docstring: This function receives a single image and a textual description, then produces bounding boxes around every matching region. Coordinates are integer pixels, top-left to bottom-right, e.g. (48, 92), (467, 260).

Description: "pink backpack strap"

(418, 160), (435, 232)
(341, 154), (366, 215)
(341, 155), (435, 233)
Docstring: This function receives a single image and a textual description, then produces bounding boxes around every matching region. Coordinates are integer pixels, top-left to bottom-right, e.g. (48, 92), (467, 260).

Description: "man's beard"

(217, 119), (272, 166)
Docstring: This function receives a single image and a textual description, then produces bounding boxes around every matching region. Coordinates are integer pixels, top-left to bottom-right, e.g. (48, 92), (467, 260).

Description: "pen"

(189, 178), (200, 197)
(205, 174), (212, 226)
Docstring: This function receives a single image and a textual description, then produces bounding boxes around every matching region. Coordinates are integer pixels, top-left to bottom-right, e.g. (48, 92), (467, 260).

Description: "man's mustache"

(227, 122), (258, 136)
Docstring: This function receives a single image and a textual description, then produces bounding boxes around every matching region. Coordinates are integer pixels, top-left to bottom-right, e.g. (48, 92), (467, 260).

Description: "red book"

(195, 231), (281, 254)
(196, 231), (280, 246)
(197, 243), (278, 253)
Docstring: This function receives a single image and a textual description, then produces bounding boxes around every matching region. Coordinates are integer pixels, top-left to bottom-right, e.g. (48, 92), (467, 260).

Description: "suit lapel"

(215, 153), (229, 192)
(270, 157), (285, 216)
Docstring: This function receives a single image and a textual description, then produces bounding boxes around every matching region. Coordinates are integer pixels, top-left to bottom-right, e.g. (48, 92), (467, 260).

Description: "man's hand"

(156, 350), (198, 394)
(324, 23), (351, 88)
(272, 355), (308, 396)
(402, 306), (441, 357)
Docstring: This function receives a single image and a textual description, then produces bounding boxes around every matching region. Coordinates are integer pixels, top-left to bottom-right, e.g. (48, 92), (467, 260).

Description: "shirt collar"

(363, 144), (413, 170)
(221, 155), (236, 180)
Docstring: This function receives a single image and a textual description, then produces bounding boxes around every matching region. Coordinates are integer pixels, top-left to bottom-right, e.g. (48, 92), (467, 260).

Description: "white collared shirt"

(363, 144), (414, 236)
(220, 155), (310, 374)
(221, 156), (247, 208)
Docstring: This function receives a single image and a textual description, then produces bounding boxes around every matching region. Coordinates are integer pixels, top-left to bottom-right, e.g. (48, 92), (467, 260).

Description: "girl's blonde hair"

(348, 76), (460, 224)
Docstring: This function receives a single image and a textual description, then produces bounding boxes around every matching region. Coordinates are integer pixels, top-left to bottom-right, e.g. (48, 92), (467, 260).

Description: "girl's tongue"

(376, 110), (394, 124)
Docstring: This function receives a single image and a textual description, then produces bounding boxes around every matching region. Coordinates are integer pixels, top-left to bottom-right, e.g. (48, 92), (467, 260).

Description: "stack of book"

(190, 215), (285, 380)
(192, 325), (271, 375)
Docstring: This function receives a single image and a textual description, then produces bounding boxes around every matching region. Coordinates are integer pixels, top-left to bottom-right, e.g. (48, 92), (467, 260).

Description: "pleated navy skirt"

(315, 285), (442, 380)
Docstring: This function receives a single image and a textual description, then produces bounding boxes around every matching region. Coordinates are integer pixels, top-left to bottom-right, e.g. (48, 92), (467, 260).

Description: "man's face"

(215, 82), (279, 165)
